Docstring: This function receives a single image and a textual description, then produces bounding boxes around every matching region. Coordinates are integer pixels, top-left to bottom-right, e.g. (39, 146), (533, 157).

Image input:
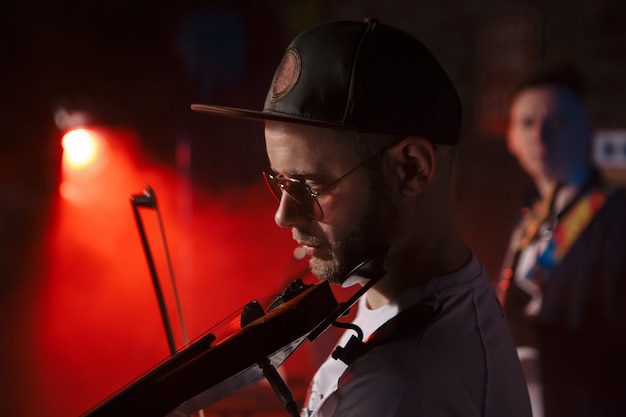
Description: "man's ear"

(388, 136), (436, 196)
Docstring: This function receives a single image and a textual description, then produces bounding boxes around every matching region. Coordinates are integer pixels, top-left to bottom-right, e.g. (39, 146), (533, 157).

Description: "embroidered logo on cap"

(269, 47), (301, 102)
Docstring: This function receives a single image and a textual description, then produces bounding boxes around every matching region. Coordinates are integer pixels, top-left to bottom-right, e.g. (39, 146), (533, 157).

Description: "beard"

(297, 170), (399, 284)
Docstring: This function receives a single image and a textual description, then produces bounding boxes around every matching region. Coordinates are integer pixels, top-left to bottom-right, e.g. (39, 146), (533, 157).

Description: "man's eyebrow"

(268, 167), (327, 181)
(268, 167), (301, 178)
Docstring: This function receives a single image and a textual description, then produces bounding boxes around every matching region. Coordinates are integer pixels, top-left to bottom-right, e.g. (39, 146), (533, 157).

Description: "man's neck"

(536, 166), (593, 199)
(365, 234), (471, 309)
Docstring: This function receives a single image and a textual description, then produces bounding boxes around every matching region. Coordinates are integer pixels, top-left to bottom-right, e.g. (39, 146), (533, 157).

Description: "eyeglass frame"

(262, 137), (428, 220)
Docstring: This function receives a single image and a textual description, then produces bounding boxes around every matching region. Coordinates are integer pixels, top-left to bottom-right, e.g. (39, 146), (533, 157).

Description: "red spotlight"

(61, 128), (100, 170)
(59, 127), (111, 204)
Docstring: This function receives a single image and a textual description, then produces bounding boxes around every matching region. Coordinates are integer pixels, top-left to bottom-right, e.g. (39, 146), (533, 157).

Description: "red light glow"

(61, 128), (100, 169)
(23, 127), (327, 417)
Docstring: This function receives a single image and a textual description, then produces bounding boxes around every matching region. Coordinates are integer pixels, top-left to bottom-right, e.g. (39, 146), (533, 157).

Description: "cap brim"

(190, 103), (370, 133)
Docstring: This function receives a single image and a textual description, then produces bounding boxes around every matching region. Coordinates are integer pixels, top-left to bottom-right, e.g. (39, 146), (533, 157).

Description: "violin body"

(85, 280), (338, 417)
(85, 252), (387, 417)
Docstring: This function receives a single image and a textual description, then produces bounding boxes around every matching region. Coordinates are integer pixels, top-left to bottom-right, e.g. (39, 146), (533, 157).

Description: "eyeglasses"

(263, 140), (402, 220)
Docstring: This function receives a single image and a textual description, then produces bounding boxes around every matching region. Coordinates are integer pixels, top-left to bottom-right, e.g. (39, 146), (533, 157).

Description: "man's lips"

(295, 238), (326, 257)
(299, 244), (321, 257)
(293, 230), (327, 257)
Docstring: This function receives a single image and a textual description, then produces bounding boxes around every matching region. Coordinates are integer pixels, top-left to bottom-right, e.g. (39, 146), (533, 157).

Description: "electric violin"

(85, 257), (386, 417)
(84, 185), (389, 417)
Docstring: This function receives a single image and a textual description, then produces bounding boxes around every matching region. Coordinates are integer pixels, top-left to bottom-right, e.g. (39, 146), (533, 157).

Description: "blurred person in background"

(498, 66), (626, 417)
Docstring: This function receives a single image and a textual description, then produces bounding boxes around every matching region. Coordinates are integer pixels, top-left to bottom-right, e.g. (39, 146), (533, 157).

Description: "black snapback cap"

(191, 18), (462, 145)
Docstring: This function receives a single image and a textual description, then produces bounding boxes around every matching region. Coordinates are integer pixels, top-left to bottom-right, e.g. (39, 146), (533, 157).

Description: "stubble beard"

(308, 173), (398, 284)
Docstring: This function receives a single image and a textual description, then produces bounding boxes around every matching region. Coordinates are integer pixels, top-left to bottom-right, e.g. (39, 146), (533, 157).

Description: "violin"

(84, 254), (388, 417)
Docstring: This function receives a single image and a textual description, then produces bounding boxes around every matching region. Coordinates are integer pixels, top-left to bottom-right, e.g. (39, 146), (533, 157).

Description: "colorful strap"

(497, 185), (560, 303)
(532, 185), (613, 276)
(498, 180), (615, 303)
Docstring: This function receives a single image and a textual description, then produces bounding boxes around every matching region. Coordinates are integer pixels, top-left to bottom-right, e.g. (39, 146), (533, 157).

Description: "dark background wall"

(1, 1), (625, 415)
(2, 0), (625, 278)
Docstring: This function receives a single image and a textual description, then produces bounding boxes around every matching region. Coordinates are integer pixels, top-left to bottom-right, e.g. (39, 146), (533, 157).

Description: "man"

(499, 67), (626, 417)
(193, 18), (531, 417)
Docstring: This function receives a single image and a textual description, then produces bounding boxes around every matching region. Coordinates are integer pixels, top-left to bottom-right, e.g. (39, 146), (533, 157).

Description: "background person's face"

(507, 86), (591, 186)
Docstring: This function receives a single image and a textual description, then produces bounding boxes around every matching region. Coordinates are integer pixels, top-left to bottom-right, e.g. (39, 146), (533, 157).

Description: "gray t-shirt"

(303, 253), (532, 417)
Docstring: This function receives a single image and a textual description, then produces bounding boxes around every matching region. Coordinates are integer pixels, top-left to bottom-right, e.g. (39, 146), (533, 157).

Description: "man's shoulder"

(607, 185), (626, 209)
(587, 184), (626, 235)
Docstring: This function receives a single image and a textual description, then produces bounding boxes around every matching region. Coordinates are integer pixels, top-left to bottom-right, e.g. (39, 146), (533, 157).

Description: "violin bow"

(130, 184), (189, 354)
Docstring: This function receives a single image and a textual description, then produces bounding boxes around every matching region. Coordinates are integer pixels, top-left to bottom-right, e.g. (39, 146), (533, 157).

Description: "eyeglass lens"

(263, 172), (324, 219)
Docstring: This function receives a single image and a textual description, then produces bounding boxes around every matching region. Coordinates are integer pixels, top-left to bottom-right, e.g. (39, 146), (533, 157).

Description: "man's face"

(264, 121), (397, 284)
(507, 86), (591, 185)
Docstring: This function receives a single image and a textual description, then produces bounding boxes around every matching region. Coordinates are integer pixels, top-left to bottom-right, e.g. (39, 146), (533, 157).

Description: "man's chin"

(309, 257), (344, 284)
(309, 256), (366, 285)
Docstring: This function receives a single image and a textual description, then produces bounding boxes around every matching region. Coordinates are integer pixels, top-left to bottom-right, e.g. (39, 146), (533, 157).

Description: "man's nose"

(274, 192), (311, 228)
(539, 119), (559, 142)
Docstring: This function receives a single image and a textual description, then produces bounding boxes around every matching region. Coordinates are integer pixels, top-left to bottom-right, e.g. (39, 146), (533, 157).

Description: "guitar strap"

(498, 177), (616, 305)
(497, 184), (561, 304)
(529, 183), (614, 282)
